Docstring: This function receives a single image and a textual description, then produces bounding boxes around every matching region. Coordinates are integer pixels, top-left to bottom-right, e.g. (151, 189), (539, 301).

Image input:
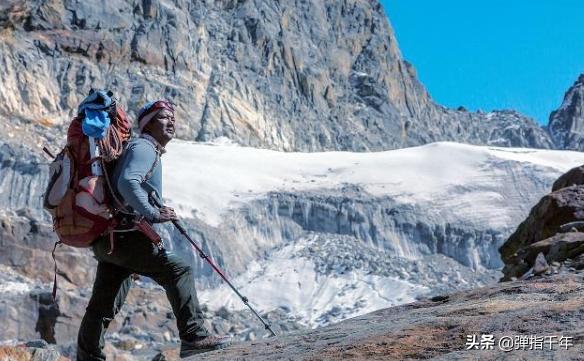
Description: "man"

(77, 100), (231, 360)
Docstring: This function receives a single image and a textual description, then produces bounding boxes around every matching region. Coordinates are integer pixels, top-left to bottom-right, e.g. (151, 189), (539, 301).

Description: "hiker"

(77, 100), (231, 360)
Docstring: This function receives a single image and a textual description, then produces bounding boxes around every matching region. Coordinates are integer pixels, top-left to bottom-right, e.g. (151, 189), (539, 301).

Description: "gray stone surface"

(548, 74), (584, 150)
(500, 185), (584, 280)
(0, 0), (554, 152)
(186, 272), (584, 361)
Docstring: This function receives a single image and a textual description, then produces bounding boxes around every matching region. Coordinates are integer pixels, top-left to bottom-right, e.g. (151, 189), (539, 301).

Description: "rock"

(500, 160), (584, 280)
(184, 273), (584, 360)
(532, 252), (549, 275)
(500, 185), (584, 280)
(163, 331), (172, 342)
(152, 348), (180, 361)
(0, 345), (68, 361)
(25, 339), (49, 349)
(548, 74), (584, 150)
(216, 306), (231, 320)
(552, 164), (584, 191)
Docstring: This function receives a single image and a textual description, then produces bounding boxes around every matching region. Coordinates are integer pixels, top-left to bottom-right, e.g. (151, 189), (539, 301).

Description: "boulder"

(500, 184), (584, 280)
(552, 164), (584, 191)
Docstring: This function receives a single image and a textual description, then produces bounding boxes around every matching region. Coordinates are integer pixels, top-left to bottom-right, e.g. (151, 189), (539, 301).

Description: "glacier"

(154, 140), (584, 327)
(2, 139), (584, 329)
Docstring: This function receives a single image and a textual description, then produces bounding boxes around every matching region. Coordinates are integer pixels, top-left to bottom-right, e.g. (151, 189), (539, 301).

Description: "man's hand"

(157, 206), (178, 223)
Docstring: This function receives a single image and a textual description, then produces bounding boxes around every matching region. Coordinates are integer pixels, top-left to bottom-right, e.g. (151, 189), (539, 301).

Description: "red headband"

(137, 100), (175, 131)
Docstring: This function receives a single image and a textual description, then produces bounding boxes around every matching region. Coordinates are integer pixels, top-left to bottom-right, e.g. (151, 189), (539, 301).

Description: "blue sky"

(380, 0), (584, 125)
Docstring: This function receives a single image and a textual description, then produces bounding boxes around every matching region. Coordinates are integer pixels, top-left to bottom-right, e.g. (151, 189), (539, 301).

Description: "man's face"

(145, 109), (175, 143)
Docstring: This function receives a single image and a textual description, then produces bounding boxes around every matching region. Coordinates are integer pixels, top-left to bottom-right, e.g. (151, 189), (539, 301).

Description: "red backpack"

(44, 109), (131, 246)
(44, 98), (131, 299)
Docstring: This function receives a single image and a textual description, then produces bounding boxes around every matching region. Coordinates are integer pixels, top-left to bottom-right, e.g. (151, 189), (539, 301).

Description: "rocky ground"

(0, 263), (306, 360)
(183, 269), (584, 361)
(4, 268), (584, 361)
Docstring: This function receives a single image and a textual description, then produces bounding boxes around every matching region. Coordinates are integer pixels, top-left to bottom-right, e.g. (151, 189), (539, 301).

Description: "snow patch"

(0, 281), (32, 295)
(199, 237), (428, 328)
(163, 141), (584, 227)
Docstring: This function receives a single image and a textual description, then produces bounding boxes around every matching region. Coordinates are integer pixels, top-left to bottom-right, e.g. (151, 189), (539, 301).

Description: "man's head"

(137, 100), (175, 146)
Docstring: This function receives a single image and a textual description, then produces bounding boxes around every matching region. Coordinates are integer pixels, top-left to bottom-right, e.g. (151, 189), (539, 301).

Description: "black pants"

(77, 231), (209, 361)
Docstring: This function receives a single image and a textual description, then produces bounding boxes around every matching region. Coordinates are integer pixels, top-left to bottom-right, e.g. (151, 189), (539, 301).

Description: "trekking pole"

(42, 146), (55, 159)
(149, 192), (277, 337)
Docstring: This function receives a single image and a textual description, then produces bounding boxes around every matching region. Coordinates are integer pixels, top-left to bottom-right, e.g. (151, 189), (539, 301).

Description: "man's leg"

(93, 232), (210, 340)
(142, 247), (235, 357)
(92, 231), (230, 357)
(146, 251), (210, 340)
(77, 260), (132, 361)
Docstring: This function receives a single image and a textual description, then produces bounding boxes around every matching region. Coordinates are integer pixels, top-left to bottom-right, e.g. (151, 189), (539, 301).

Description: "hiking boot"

(180, 335), (232, 358)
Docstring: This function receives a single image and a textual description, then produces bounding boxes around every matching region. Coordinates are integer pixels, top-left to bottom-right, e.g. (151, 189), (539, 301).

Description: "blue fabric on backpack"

(78, 90), (113, 140)
(82, 110), (110, 139)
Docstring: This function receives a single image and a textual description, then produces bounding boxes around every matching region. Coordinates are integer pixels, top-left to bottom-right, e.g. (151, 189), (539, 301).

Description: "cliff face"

(548, 74), (584, 150)
(0, 0), (552, 152)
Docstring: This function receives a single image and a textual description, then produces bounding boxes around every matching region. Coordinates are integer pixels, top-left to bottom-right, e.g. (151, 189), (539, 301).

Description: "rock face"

(0, 0), (553, 152)
(500, 164), (584, 280)
(548, 74), (584, 150)
(188, 272), (584, 360)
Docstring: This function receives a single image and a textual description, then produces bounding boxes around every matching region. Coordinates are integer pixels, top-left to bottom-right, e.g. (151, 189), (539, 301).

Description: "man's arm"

(117, 141), (160, 222)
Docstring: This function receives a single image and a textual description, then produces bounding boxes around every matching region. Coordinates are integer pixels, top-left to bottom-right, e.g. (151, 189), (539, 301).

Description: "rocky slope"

(186, 271), (584, 361)
(0, 0), (553, 152)
(548, 74), (584, 150)
(5, 267), (584, 360)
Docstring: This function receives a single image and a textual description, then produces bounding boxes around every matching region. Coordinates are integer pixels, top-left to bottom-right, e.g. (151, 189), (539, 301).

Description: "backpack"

(43, 90), (132, 299)
(44, 91), (132, 245)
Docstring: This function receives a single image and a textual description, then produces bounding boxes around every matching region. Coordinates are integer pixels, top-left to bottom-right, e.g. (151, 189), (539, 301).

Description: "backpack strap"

(144, 152), (159, 181)
(100, 145), (161, 254)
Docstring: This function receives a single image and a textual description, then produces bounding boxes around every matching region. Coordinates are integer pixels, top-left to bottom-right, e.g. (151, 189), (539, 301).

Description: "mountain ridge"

(0, 0), (567, 152)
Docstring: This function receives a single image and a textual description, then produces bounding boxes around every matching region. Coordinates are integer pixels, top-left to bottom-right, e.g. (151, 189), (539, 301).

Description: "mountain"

(548, 74), (584, 150)
(2, 0), (584, 358)
(3, 140), (584, 360)
(0, 0), (553, 152)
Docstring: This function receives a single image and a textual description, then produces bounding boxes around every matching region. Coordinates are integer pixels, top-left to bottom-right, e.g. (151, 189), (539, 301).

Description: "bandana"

(137, 99), (175, 132)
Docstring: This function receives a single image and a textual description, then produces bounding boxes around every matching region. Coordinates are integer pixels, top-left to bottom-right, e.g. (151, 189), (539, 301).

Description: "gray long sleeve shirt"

(112, 137), (163, 222)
